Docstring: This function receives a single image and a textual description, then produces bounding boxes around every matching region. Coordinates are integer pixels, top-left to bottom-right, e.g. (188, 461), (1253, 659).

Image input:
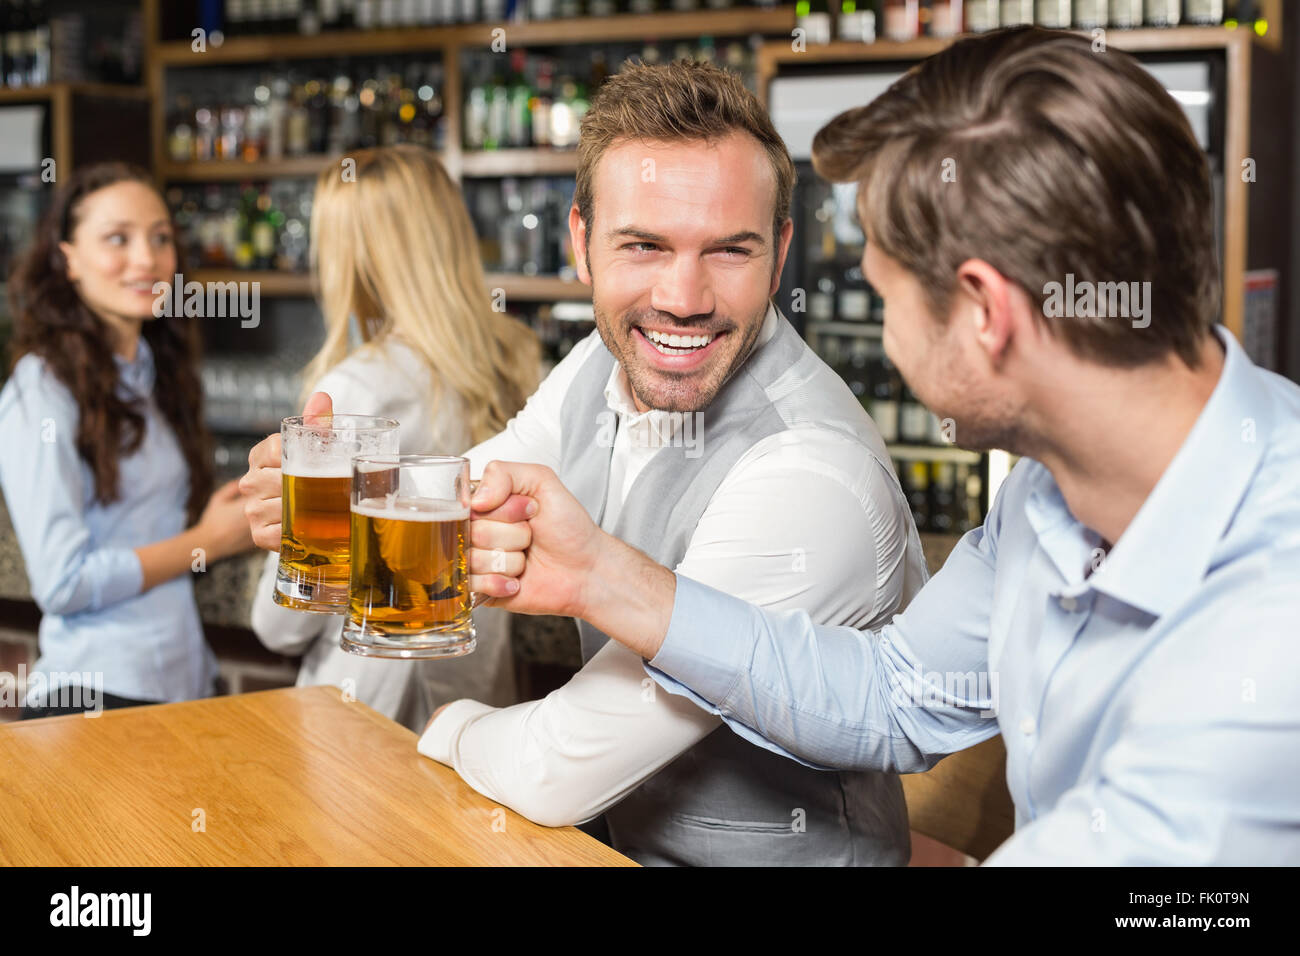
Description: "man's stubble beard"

(591, 293), (768, 414)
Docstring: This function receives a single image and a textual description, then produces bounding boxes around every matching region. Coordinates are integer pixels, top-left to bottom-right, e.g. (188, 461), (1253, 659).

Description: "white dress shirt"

(419, 302), (927, 827)
(249, 335), (517, 732)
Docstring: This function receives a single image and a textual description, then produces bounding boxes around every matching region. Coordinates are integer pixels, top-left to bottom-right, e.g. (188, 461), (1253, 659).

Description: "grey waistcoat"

(557, 314), (912, 866)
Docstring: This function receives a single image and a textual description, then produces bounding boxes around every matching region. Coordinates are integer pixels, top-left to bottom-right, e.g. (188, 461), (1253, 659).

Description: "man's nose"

(650, 255), (715, 320)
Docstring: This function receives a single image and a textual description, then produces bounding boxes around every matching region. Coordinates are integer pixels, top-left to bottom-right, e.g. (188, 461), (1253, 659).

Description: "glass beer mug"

(275, 414), (399, 613)
(342, 455), (478, 659)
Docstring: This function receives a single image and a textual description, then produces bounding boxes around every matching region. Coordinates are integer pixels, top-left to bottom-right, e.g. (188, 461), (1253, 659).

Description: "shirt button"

(1019, 716), (1036, 736)
(1059, 595), (1078, 612)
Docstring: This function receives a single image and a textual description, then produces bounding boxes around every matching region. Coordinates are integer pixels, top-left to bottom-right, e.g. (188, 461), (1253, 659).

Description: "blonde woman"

(248, 145), (539, 731)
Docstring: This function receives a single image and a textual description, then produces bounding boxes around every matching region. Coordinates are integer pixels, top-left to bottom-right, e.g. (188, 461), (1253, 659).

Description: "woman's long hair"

(304, 145), (540, 446)
(7, 163), (213, 525)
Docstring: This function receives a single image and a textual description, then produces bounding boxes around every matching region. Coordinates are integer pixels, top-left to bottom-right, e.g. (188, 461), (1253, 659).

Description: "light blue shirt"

(0, 338), (217, 704)
(645, 325), (1300, 864)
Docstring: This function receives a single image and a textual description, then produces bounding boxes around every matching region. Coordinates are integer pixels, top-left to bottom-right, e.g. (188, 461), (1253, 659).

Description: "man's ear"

(955, 258), (1015, 364)
(569, 204), (591, 286)
(770, 217), (794, 297)
(57, 240), (79, 282)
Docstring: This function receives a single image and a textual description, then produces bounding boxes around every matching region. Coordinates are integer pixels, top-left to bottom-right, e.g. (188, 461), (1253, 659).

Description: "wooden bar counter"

(0, 686), (635, 866)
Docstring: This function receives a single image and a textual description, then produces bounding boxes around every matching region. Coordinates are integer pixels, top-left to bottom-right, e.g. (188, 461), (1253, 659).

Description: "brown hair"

(812, 26), (1219, 368)
(574, 58), (797, 261)
(7, 162), (213, 524)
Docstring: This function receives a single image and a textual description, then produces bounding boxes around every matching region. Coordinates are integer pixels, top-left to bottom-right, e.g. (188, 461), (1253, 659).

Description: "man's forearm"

(577, 532), (676, 659)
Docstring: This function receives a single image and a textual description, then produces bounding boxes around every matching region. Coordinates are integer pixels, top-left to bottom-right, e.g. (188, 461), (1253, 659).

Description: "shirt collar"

(603, 300), (780, 425)
(114, 335), (156, 399)
(1031, 325), (1273, 617)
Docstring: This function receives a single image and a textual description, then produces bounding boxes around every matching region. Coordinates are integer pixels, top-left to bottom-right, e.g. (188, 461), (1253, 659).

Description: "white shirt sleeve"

(418, 428), (913, 827)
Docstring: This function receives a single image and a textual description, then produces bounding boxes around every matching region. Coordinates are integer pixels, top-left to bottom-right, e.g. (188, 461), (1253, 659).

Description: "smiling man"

(240, 60), (930, 866)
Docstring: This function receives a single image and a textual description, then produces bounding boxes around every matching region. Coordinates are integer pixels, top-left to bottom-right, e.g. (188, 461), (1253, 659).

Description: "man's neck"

(1028, 333), (1226, 546)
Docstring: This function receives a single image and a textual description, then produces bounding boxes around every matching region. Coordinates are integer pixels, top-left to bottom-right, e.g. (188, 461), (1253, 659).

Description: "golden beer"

(273, 413), (399, 613)
(275, 470), (352, 611)
(341, 455), (477, 659)
(347, 499), (471, 635)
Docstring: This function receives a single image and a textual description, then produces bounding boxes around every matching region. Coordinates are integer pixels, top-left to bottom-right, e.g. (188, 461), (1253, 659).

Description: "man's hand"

(467, 460), (676, 659)
(239, 391), (333, 551)
(468, 460), (605, 619)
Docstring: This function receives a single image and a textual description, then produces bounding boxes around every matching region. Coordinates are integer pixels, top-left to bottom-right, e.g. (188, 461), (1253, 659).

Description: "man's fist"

(467, 460), (605, 620)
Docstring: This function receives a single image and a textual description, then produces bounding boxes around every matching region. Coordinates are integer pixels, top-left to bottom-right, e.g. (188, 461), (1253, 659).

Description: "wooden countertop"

(0, 685), (635, 866)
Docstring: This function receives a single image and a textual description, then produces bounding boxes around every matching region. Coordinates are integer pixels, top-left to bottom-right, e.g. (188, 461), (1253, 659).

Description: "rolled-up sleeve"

(645, 499), (1009, 773)
(0, 361), (143, 616)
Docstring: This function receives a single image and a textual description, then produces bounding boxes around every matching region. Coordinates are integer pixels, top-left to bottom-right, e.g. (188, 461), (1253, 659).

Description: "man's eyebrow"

(604, 226), (767, 247)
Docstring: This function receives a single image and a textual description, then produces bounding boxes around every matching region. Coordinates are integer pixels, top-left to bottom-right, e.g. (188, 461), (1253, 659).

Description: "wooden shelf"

(485, 273), (590, 300)
(189, 268), (589, 301)
(760, 24), (1263, 70)
(191, 269), (314, 296)
(0, 82), (148, 104)
(887, 443), (981, 464)
(161, 155), (343, 180)
(152, 7), (799, 66)
(460, 148), (579, 177)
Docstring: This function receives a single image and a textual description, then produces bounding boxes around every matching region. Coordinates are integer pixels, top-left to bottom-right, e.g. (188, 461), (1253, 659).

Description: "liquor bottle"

(999, 0), (1033, 26)
(589, 0), (615, 14)
(416, 62), (444, 149)
(319, 0), (343, 28)
(929, 462), (957, 533)
(929, 0), (961, 36)
(299, 0), (322, 33)
(266, 76), (289, 159)
(903, 460), (932, 532)
(244, 82), (271, 160)
(628, 0), (656, 13)
(1035, 0), (1071, 26)
(328, 69), (358, 152)
(529, 57), (553, 148)
(244, 0), (270, 33)
(838, 262), (870, 322)
(252, 187), (283, 270)
(355, 0), (378, 28)
(168, 95), (196, 162)
(549, 73), (580, 148)
(529, 0), (555, 18)
(1183, 0), (1222, 24)
(340, 0), (357, 27)
(1142, 0), (1178, 25)
(557, 0), (581, 16)
(463, 61), (488, 149)
(795, 0), (832, 45)
(837, 1), (876, 41)
(845, 339), (871, 413)
(285, 80), (311, 155)
(27, 0), (48, 87)
(506, 49), (532, 148)
(867, 341), (900, 443)
(305, 77), (329, 152)
(5, 0), (28, 88)
(1108, 0), (1142, 28)
(1072, 0), (1107, 27)
(235, 185), (257, 270)
(671, 0), (699, 12)
(965, 0), (998, 30)
(377, 0), (399, 26)
(283, 0), (305, 32)
(194, 102), (218, 160)
(882, 0), (921, 40)
(898, 383), (932, 443)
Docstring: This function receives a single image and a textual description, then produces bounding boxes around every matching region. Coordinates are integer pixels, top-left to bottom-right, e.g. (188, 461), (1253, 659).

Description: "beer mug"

(342, 455), (477, 659)
(275, 414), (399, 613)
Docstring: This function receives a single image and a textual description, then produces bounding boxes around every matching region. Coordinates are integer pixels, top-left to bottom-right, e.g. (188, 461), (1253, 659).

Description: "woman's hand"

(240, 391), (333, 551)
(196, 479), (254, 561)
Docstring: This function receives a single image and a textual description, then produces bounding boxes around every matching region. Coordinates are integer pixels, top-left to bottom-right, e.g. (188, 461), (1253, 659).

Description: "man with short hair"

(243, 60), (927, 866)
(467, 28), (1300, 864)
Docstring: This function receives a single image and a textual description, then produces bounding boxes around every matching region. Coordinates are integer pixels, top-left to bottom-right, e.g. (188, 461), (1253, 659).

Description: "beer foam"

(282, 462), (353, 479)
(352, 497), (470, 522)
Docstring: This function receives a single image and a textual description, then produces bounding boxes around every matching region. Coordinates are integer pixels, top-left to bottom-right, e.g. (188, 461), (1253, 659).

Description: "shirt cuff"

(93, 546), (144, 610)
(416, 699), (499, 765)
(645, 573), (754, 709)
